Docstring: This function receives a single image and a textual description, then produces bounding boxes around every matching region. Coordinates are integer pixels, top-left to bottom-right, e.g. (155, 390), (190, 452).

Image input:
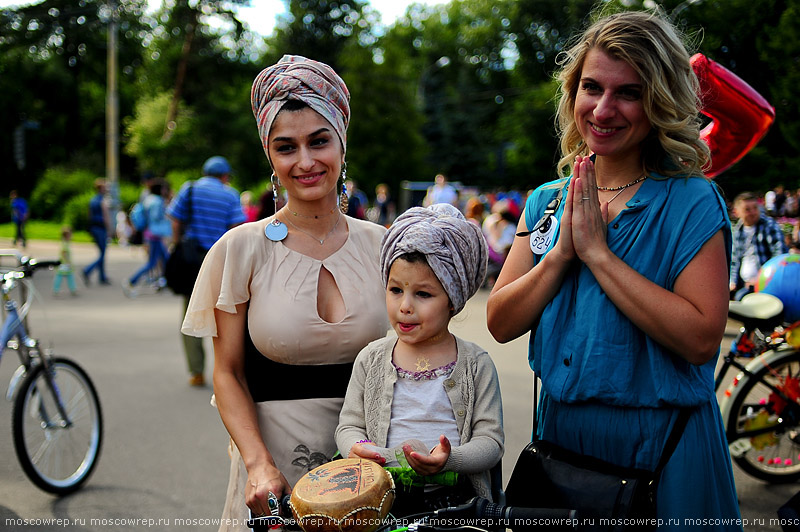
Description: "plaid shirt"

(730, 213), (787, 287)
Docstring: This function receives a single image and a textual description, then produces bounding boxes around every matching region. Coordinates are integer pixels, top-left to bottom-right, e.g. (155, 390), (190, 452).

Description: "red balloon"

(691, 53), (775, 177)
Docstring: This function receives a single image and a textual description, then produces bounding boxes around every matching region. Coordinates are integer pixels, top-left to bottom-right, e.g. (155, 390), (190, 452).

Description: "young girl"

(53, 225), (77, 296)
(336, 203), (504, 509)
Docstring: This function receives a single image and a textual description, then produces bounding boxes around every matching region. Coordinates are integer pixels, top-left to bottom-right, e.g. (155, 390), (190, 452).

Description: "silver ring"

(581, 196), (590, 201)
(268, 491), (280, 516)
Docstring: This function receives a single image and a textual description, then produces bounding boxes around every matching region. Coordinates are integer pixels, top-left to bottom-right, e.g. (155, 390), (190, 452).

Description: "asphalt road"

(0, 238), (794, 531)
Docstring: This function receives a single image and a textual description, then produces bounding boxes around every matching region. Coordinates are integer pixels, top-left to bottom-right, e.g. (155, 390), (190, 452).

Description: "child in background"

(53, 226), (77, 296)
(336, 203), (504, 512)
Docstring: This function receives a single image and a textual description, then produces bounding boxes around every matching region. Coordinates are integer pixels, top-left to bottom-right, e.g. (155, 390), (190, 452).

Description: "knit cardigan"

(335, 335), (504, 500)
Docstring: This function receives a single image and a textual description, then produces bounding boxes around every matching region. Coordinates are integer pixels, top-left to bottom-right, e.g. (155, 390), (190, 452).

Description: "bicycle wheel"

(725, 349), (800, 483)
(12, 357), (103, 494)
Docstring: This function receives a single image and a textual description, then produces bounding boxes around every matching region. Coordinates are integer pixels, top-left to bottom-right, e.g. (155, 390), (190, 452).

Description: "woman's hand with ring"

(571, 157), (609, 264)
(548, 160), (581, 265)
(245, 464), (291, 517)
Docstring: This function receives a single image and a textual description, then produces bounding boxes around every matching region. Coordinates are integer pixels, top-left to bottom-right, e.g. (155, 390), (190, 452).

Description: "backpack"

(129, 202), (147, 231)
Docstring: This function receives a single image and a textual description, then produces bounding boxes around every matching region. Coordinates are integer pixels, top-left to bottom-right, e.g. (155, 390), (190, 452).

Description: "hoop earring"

(264, 173), (288, 242)
(339, 163), (349, 214)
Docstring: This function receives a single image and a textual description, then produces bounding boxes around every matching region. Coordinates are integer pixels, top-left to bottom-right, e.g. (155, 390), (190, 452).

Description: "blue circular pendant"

(264, 220), (288, 242)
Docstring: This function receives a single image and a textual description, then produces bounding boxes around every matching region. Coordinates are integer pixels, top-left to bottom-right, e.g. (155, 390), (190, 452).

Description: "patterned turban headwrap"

(251, 55), (350, 162)
(381, 204), (488, 316)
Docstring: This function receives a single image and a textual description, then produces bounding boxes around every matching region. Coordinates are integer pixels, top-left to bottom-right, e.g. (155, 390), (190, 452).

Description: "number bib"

(530, 215), (558, 255)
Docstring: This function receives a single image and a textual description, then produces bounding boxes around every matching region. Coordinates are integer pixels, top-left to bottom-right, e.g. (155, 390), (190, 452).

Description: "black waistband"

(244, 322), (353, 402)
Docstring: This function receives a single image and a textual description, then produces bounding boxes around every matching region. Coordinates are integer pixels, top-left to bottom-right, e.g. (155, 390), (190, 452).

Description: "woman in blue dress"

(487, 9), (741, 530)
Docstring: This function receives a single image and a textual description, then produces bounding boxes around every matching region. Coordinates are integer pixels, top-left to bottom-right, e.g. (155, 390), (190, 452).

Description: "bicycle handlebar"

(246, 495), (581, 532)
(22, 258), (61, 275)
(426, 497), (580, 531)
(2, 258), (60, 282)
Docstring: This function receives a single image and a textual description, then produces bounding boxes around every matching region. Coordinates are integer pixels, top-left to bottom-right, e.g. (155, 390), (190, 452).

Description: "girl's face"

(574, 48), (651, 163)
(386, 258), (452, 347)
(267, 107), (343, 205)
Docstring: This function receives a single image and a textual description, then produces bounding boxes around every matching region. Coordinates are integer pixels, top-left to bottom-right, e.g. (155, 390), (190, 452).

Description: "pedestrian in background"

(53, 225), (77, 296)
(167, 156), (245, 387)
(345, 178), (368, 219)
(82, 178), (112, 286)
(10, 190), (29, 248)
(730, 191), (787, 300)
(124, 179), (172, 296)
(373, 183), (396, 227)
(423, 173), (458, 208)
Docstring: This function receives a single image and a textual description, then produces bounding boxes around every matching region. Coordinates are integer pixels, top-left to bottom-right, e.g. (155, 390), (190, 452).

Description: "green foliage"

(30, 167), (97, 223)
(123, 91), (201, 174)
(62, 190), (94, 229)
(164, 169), (200, 194)
(271, 0), (372, 69)
(0, 0), (151, 185)
(0, 220), (92, 243)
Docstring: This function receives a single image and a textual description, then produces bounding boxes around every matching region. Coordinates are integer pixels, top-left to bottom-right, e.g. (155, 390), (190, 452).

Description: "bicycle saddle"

(728, 292), (784, 322)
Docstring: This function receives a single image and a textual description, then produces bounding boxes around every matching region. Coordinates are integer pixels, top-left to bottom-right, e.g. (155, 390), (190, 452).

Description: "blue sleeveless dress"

(524, 175), (741, 530)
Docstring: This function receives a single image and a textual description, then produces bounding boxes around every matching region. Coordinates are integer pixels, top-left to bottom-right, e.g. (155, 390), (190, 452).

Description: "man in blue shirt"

(730, 191), (788, 300)
(10, 190), (28, 248)
(167, 156), (245, 386)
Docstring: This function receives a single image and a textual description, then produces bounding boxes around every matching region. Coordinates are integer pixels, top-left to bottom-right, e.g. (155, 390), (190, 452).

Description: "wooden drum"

(290, 458), (396, 532)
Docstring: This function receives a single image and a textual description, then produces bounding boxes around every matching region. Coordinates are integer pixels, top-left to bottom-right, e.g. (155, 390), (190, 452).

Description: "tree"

(270, 0), (371, 70)
(0, 0), (149, 193)
(647, 0), (794, 194)
(131, 0), (267, 186)
(376, 0), (517, 188)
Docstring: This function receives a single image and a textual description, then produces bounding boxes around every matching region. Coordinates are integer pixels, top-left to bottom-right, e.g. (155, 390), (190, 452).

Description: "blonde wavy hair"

(554, 8), (709, 179)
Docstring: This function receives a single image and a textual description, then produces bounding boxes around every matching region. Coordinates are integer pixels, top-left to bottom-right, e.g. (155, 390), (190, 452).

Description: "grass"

(0, 221), (94, 243)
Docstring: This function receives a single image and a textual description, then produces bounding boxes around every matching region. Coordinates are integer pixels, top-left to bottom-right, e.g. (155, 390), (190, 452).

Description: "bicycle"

(248, 494), (579, 532)
(716, 291), (800, 483)
(1, 252), (103, 494)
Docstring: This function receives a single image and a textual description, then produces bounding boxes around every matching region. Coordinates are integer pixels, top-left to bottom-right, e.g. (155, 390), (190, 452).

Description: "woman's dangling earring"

(264, 173), (288, 242)
(339, 163), (349, 214)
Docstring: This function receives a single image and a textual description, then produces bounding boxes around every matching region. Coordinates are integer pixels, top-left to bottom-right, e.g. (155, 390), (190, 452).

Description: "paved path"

(0, 238), (794, 531)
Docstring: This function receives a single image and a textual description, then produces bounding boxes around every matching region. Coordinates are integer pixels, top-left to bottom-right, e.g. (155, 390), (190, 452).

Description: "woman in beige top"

(182, 55), (389, 530)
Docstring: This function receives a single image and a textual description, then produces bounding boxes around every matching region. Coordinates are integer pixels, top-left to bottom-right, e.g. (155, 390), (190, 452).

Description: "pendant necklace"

(283, 212), (342, 245)
(289, 206), (338, 219)
(598, 175), (646, 204)
(265, 218), (289, 241)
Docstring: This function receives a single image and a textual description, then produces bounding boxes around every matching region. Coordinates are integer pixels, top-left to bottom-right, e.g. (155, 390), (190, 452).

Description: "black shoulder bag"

(165, 183), (208, 296)
(504, 376), (692, 532)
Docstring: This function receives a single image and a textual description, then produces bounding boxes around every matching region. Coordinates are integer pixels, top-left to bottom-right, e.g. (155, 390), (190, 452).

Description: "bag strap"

(532, 372), (692, 475)
(178, 182), (193, 239)
(653, 407), (692, 475)
(532, 372), (538, 437)
(186, 182), (193, 227)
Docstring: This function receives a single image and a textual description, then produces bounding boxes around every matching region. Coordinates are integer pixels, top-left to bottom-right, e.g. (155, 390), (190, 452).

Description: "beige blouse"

(182, 216), (390, 363)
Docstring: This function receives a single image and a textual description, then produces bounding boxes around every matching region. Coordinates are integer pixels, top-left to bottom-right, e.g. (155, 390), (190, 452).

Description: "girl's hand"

(404, 435), (451, 476)
(245, 464), (291, 517)
(571, 157), (609, 262)
(348, 443), (387, 465)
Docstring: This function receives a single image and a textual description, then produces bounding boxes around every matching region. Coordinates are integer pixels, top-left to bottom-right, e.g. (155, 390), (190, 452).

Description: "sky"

(0, 1), (445, 36)
(239, 1), (443, 36)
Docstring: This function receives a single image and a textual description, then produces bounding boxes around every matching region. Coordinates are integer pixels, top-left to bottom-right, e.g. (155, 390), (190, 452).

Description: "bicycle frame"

(2, 298), (35, 400)
(1, 270), (72, 428)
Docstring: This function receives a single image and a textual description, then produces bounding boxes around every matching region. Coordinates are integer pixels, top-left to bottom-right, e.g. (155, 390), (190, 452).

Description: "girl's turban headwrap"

(380, 204), (488, 316)
(251, 55), (350, 162)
